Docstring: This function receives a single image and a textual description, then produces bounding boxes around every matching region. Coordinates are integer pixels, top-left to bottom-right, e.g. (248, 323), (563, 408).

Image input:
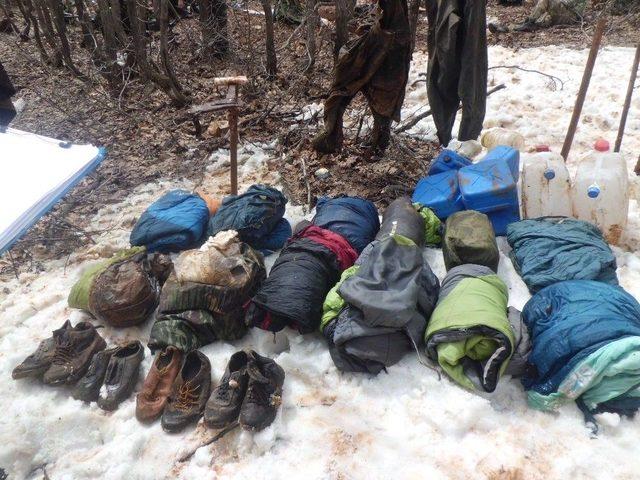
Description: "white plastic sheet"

(0, 127), (106, 253)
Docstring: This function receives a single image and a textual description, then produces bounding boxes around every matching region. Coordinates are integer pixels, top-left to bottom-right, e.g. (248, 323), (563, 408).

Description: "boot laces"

(52, 338), (74, 365)
(245, 367), (273, 406)
(174, 382), (199, 411)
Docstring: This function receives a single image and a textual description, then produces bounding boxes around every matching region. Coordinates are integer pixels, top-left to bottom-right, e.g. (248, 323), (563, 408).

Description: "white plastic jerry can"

(572, 139), (629, 244)
(521, 145), (572, 219)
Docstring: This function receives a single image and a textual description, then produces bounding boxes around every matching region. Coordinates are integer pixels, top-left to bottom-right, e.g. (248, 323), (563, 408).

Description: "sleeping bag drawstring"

(406, 328), (441, 381)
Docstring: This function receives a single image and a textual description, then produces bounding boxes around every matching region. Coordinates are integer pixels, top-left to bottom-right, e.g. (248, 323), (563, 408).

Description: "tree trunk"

(199, 0), (228, 58)
(333, 0), (350, 61)
(408, 0), (420, 55)
(159, 0), (188, 104)
(260, 0), (277, 79)
(47, 0), (82, 75)
(304, 0), (317, 72)
(96, 0), (119, 86)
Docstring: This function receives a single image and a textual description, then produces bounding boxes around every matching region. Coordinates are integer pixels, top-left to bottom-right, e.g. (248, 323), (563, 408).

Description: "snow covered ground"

(2, 44), (640, 479)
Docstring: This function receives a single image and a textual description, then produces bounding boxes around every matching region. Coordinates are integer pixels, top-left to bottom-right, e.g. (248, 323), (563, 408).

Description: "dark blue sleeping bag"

(312, 196), (380, 253)
(507, 217), (618, 293)
(207, 185), (289, 252)
(522, 280), (640, 396)
(130, 190), (210, 253)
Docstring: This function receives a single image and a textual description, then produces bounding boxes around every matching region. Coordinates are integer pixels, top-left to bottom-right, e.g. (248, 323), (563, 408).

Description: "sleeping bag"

(148, 231), (265, 352)
(312, 196), (380, 253)
(68, 247), (172, 327)
(321, 197), (440, 374)
(246, 225), (357, 334)
(425, 264), (517, 392)
(130, 190), (210, 253)
(207, 184), (290, 253)
(522, 280), (640, 415)
(442, 211), (499, 272)
(507, 217), (618, 293)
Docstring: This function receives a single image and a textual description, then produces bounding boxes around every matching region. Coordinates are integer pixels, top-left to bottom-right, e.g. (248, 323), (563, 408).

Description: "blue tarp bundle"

(507, 217), (618, 293)
(522, 280), (640, 398)
(130, 190), (210, 253)
(312, 196), (380, 253)
(208, 184), (290, 254)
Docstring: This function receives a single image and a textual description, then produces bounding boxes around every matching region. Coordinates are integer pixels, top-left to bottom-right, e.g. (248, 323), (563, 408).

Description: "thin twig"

(488, 65), (565, 90)
(395, 84), (506, 134)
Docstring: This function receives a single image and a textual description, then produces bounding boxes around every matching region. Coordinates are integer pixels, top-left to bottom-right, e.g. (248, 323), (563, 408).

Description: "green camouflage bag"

(148, 235), (266, 352)
(442, 211), (499, 272)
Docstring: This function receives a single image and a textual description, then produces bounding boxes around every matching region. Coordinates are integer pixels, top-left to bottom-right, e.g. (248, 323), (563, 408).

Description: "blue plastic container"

(459, 146), (520, 235)
(412, 170), (465, 219)
(428, 149), (473, 175)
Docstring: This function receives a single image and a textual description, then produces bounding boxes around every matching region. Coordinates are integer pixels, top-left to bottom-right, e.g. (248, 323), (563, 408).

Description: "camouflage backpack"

(442, 211), (499, 272)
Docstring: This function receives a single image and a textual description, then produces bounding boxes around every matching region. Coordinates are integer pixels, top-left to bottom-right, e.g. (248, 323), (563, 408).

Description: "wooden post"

(189, 77), (248, 195)
(561, 18), (606, 161)
(615, 43), (640, 153)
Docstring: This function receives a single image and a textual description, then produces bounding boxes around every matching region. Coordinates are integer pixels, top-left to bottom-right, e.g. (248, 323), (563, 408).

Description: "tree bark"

(304, 0), (317, 72)
(33, 0), (62, 66)
(333, 0), (351, 61)
(47, 0), (83, 75)
(260, 0), (277, 79)
(408, 0), (420, 55)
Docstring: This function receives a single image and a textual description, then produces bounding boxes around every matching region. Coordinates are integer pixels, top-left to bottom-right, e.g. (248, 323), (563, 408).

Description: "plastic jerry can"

(572, 139), (629, 244)
(428, 149), (473, 175)
(521, 145), (572, 219)
(459, 146), (521, 235)
(412, 169), (465, 219)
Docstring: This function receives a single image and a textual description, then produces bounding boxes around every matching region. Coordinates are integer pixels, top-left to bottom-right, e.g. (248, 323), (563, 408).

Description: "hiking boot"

(239, 352), (285, 431)
(12, 320), (72, 380)
(312, 130), (344, 154)
(362, 114), (392, 153)
(73, 347), (118, 402)
(136, 346), (183, 422)
(43, 322), (106, 385)
(97, 341), (145, 411)
(161, 350), (211, 433)
(204, 350), (251, 429)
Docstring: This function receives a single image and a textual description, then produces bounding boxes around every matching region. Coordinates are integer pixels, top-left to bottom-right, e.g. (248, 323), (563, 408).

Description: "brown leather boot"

(136, 346), (183, 422)
(12, 320), (72, 380)
(43, 322), (107, 385)
(161, 350), (211, 433)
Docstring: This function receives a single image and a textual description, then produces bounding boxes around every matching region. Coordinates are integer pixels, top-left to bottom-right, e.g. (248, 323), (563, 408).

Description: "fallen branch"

(488, 65), (565, 90)
(395, 84), (506, 134)
(178, 422), (239, 463)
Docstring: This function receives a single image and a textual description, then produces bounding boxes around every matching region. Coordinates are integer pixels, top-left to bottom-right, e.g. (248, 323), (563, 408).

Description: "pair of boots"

(74, 341), (145, 410)
(12, 320), (106, 385)
(312, 111), (392, 154)
(205, 350), (285, 432)
(135, 347), (213, 433)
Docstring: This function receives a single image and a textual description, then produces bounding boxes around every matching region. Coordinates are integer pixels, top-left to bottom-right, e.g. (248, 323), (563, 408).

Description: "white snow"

(2, 44), (640, 479)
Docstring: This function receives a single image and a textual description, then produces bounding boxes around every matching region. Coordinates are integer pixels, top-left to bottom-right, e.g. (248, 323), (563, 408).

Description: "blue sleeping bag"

(507, 217), (618, 293)
(312, 196), (380, 253)
(130, 190), (210, 253)
(522, 280), (640, 396)
(207, 184), (289, 252)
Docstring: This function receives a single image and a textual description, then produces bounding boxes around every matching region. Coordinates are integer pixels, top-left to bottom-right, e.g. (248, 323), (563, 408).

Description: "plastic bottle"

(481, 128), (525, 151)
(572, 139), (629, 244)
(521, 145), (572, 219)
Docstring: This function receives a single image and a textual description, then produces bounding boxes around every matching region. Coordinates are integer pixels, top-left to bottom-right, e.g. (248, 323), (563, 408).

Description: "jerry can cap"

(594, 139), (610, 152)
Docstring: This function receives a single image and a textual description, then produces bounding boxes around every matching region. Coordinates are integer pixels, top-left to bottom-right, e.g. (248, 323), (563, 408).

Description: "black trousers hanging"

(426, 0), (487, 146)
(0, 61), (16, 126)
